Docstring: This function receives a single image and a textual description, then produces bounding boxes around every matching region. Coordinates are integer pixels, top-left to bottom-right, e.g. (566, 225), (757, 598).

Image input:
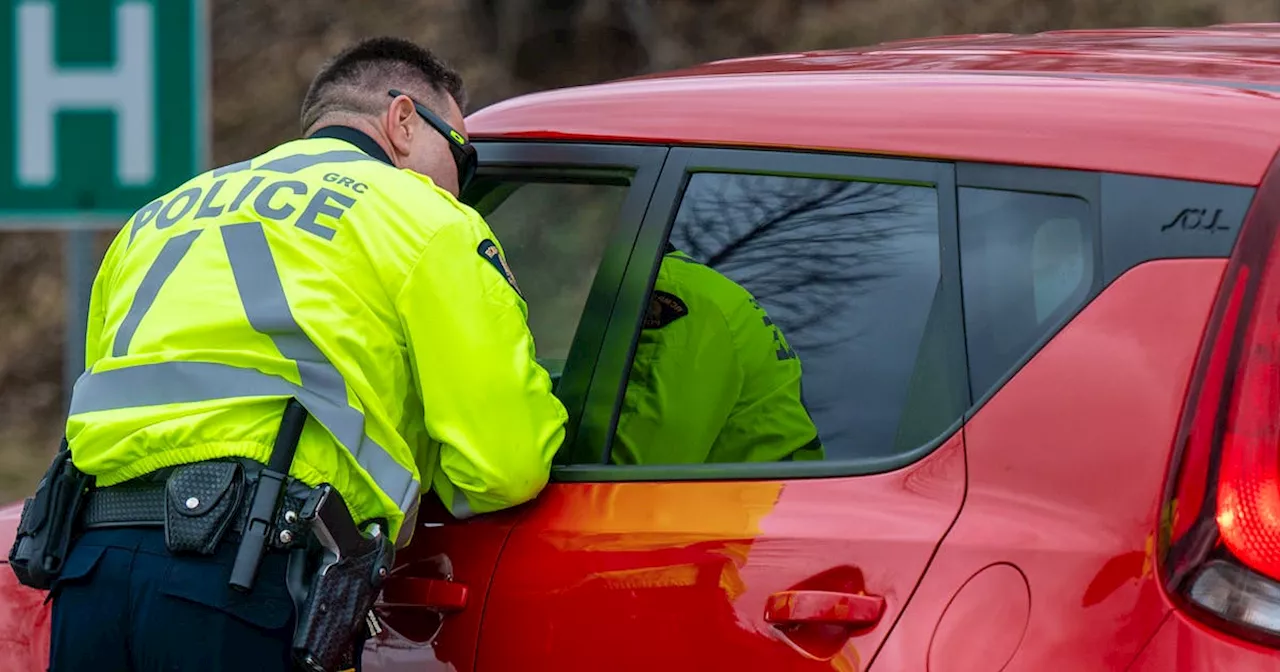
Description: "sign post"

(0, 0), (207, 412)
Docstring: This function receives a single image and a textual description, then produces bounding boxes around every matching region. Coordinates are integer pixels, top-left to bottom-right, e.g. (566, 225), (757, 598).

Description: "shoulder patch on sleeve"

(643, 290), (689, 329)
(477, 239), (522, 296)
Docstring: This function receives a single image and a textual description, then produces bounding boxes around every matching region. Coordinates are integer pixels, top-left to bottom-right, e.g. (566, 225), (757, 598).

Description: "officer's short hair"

(300, 37), (468, 134)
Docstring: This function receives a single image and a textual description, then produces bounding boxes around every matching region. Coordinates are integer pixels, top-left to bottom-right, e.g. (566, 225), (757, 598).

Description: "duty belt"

(59, 399), (389, 672)
(79, 460), (312, 551)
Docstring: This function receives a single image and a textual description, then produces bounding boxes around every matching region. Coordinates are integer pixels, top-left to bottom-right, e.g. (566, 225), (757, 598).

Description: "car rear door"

(872, 166), (1259, 670)
(472, 147), (971, 671)
(361, 142), (667, 671)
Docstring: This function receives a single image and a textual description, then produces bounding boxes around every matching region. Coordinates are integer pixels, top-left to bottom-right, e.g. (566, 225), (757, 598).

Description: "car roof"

(467, 24), (1280, 185)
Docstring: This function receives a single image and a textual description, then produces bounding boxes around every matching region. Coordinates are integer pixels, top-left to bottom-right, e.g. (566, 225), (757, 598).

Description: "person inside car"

(612, 244), (823, 464)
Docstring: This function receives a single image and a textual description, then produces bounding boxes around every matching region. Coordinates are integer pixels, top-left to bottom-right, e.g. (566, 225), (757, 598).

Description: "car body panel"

(0, 503), (49, 671)
(361, 498), (522, 671)
(465, 26), (1280, 186)
(0, 503), (21, 554)
(1129, 610), (1280, 672)
(467, 73), (1280, 186)
(638, 28), (1280, 86)
(474, 433), (965, 671)
(871, 258), (1227, 670)
(0, 568), (49, 672)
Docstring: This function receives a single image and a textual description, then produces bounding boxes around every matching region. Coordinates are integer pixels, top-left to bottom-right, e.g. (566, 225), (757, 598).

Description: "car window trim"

(955, 162), (1103, 417)
(564, 145), (966, 482)
(466, 141), (668, 464)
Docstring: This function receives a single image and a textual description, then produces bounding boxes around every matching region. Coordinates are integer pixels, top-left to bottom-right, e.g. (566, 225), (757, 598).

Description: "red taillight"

(1161, 149), (1280, 643)
(1219, 259), (1280, 578)
(1168, 270), (1245, 547)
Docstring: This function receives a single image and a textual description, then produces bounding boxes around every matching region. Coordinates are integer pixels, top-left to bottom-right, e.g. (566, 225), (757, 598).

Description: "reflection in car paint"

(533, 481), (786, 551)
(540, 483), (779, 624)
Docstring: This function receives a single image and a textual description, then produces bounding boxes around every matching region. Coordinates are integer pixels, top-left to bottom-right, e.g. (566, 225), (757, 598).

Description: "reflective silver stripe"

(255, 150), (375, 174)
(70, 361), (293, 414)
(74, 220), (420, 517)
(220, 221), (418, 512)
(211, 150), (376, 178)
(112, 229), (203, 357)
(211, 159), (251, 177)
(396, 499), (420, 548)
(448, 486), (476, 520)
(221, 223), (333, 388)
(69, 361), (419, 513)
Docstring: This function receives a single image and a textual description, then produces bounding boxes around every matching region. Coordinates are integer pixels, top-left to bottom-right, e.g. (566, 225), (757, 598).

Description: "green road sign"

(0, 0), (206, 222)
(0, 0), (208, 412)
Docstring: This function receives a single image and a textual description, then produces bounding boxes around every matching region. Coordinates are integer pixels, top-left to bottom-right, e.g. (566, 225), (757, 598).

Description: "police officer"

(47, 37), (567, 671)
(612, 244), (823, 464)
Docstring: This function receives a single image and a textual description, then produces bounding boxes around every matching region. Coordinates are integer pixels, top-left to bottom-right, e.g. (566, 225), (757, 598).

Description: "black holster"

(8, 439), (94, 591)
(290, 485), (394, 672)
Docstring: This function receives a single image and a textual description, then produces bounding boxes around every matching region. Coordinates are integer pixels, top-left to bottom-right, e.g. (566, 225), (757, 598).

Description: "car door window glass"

(959, 188), (1093, 399)
(611, 171), (966, 465)
(467, 177), (630, 376)
(1032, 217), (1088, 322)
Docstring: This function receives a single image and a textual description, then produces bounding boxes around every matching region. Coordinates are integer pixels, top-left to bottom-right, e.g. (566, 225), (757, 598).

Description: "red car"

(5, 23), (1280, 672)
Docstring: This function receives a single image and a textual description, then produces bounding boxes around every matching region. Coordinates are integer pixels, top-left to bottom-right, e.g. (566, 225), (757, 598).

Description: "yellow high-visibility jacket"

(613, 249), (822, 465)
(66, 126), (568, 544)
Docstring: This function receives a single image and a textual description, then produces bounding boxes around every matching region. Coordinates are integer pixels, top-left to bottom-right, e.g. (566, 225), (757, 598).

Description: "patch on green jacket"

(643, 290), (689, 329)
(477, 239), (522, 296)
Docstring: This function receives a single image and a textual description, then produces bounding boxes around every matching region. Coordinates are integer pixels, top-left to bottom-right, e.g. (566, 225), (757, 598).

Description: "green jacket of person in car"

(612, 246), (823, 465)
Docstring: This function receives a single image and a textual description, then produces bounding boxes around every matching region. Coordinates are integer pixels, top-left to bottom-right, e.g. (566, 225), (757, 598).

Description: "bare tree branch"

(671, 175), (931, 345)
(668, 174), (940, 423)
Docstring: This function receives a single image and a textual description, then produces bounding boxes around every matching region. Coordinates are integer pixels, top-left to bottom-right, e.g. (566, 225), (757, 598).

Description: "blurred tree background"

(2, 0), (1278, 500)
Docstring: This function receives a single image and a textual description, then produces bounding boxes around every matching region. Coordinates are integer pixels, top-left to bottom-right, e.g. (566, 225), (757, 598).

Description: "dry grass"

(3, 0), (1279, 501)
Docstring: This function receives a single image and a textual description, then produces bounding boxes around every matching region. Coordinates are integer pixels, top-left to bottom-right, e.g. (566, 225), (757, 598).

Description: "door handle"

(764, 590), (885, 628)
(378, 576), (469, 613)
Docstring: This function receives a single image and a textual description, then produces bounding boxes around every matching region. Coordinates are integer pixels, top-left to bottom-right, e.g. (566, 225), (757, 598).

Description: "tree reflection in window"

(666, 172), (963, 460)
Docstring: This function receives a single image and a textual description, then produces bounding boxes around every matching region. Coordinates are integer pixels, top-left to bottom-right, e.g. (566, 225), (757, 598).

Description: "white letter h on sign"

(17, 1), (154, 187)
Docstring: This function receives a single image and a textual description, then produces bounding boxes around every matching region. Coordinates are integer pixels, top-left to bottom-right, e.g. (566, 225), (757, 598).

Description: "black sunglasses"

(388, 89), (477, 191)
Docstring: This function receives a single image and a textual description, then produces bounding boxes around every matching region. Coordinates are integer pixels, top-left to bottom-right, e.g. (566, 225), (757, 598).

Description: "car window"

(467, 177), (630, 376)
(959, 188), (1093, 399)
(1032, 218), (1088, 322)
(610, 171), (967, 465)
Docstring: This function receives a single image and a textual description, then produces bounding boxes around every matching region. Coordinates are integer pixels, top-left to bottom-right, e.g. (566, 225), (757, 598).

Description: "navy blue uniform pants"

(48, 527), (299, 671)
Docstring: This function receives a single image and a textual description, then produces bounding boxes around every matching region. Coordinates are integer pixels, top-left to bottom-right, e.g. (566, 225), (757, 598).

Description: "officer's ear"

(384, 94), (419, 163)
